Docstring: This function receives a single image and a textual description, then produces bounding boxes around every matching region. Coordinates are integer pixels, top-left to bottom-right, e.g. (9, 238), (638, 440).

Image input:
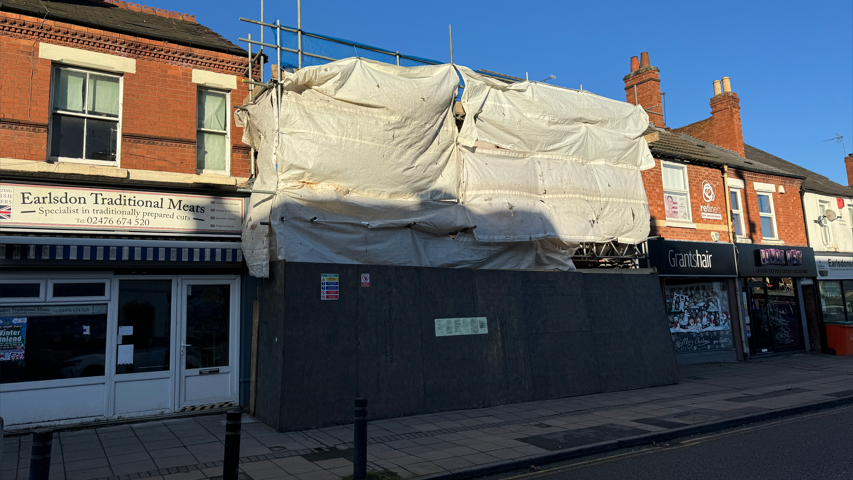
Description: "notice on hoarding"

(321, 274), (339, 300)
(117, 344), (134, 365)
(0, 317), (27, 361)
(0, 183), (244, 235)
(434, 317), (488, 337)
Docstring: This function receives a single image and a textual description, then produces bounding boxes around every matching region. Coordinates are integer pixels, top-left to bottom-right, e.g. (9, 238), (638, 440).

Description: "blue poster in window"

(0, 317), (27, 361)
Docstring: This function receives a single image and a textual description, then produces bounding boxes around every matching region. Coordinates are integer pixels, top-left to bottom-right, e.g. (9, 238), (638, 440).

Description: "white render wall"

(803, 192), (853, 253)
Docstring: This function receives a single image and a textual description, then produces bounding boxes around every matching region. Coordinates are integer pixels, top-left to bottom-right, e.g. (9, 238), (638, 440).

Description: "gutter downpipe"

(722, 165), (748, 360)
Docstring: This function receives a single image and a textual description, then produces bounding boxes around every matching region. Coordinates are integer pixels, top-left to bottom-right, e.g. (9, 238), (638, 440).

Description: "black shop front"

(645, 239), (743, 365)
(736, 245), (817, 356)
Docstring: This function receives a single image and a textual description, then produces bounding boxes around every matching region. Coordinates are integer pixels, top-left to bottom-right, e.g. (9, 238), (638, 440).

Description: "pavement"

(3, 353), (852, 480)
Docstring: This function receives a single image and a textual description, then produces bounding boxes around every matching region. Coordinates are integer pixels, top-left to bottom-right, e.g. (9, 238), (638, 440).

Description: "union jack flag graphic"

(0, 205), (11, 220)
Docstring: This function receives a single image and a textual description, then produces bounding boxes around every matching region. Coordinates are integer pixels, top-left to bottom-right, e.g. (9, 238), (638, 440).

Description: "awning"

(0, 237), (243, 265)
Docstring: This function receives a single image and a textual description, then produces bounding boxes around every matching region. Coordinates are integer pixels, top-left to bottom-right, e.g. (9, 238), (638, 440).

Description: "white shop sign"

(816, 255), (853, 281)
(0, 183), (244, 236)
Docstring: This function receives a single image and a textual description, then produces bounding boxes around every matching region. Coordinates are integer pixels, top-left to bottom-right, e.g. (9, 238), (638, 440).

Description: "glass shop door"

(177, 278), (239, 409)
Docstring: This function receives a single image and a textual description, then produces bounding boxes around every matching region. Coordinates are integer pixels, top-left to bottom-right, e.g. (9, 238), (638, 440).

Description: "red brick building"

(625, 52), (816, 363)
(0, 0), (259, 429)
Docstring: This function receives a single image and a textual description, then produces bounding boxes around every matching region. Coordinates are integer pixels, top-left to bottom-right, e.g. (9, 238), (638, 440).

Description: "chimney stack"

(845, 154), (853, 187)
(674, 75), (745, 157)
(623, 51), (664, 128)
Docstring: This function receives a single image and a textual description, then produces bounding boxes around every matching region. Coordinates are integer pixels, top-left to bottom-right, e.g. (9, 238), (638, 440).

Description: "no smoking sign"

(361, 274), (370, 287)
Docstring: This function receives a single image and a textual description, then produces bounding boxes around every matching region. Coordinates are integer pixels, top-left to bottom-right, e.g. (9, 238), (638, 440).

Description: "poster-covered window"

(662, 162), (692, 222)
(665, 281), (734, 353)
(820, 281), (852, 325)
(0, 305), (108, 384)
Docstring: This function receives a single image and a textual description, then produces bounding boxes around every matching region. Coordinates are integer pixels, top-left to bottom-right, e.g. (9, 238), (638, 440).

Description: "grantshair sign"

(0, 183), (245, 236)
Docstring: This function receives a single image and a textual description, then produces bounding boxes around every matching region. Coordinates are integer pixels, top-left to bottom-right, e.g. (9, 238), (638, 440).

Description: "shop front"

(645, 239), (742, 365)
(736, 245), (816, 356)
(0, 181), (249, 429)
(815, 254), (853, 355)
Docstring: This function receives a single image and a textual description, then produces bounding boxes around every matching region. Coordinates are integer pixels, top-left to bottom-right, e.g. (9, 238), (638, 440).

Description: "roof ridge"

(101, 0), (195, 23)
(676, 131), (744, 158)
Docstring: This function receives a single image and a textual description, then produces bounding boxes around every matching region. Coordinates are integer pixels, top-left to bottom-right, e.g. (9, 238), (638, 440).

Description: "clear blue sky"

(172, 0), (852, 186)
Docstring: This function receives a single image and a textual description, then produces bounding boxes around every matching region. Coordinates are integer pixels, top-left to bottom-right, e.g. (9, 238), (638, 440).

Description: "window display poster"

(0, 317), (27, 361)
(665, 282), (734, 352)
(664, 193), (690, 221)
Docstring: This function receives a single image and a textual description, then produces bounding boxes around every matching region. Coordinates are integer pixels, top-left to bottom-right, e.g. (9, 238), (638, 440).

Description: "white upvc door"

(176, 277), (239, 410)
(109, 276), (178, 418)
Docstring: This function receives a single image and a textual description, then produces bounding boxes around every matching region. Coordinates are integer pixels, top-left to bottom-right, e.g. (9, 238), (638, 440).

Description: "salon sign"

(0, 183), (245, 236)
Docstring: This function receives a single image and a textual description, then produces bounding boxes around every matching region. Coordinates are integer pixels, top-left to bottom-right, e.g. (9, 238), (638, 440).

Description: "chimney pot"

(713, 80), (722, 96)
(640, 52), (650, 68)
(722, 76), (732, 93)
(630, 56), (640, 73)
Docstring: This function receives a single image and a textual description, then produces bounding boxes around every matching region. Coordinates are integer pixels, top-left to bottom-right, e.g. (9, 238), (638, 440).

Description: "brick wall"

(674, 92), (745, 157)
(0, 11), (253, 178)
(624, 66), (664, 128)
(727, 170), (808, 246)
(642, 158), (808, 246)
(643, 158), (730, 242)
(846, 154), (853, 187)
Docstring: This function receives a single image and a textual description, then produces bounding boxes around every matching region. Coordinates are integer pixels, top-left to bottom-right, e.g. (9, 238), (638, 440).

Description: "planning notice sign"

(321, 274), (339, 300)
(0, 183), (244, 236)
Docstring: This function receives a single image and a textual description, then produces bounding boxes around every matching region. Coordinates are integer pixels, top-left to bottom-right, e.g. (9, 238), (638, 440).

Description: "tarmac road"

(483, 405), (853, 480)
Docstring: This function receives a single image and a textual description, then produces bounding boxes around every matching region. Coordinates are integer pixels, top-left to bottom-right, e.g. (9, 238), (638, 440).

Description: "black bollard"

(222, 410), (242, 480)
(353, 398), (367, 480)
(28, 429), (53, 480)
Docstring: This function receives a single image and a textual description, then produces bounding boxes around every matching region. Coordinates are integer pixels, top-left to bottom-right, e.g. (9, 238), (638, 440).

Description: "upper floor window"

(730, 188), (746, 237)
(197, 89), (230, 174)
(818, 200), (832, 246)
(662, 162), (691, 222)
(757, 193), (778, 240)
(49, 66), (121, 164)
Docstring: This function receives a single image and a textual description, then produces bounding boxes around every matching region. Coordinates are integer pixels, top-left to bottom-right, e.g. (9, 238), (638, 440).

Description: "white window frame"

(818, 200), (832, 246)
(730, 188), (747, 238)
(757, 192), (779, 240)
(0, 279), (46, 304)
(196, 88), (231, 176)
(48, 279), (112, 302)
(661, 161), (693, 223)
(47, 64), (124, 167)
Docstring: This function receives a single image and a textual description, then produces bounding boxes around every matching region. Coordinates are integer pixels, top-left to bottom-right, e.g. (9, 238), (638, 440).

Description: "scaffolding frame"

(236, 3), (648, 266)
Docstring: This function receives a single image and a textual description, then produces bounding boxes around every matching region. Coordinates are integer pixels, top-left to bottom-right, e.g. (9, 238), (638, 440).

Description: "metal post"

(0, 417), (4, 480)
(396, 52), (400, 66)
(259, 0), (264, 83)
(448, 25), (453, 65)
(353, 398), (367, 480)
(297, 0), (302, 69)
(28, 429), (53, 480)
(222, 410), (242, 480)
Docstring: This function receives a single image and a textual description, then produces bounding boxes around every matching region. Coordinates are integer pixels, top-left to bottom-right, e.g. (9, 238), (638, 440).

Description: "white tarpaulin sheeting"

(237, 59), (653, 277)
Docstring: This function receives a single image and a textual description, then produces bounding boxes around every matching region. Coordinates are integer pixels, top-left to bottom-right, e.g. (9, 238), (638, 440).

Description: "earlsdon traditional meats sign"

(0, 183), (244, 235)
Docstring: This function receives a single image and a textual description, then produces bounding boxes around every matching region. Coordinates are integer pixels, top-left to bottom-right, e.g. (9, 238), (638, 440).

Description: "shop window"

(185, 284), (230, 369)
(116, 280), (172, 374)
(819, 281), (848, 325)
(0, 304), (108, 383)
(664, 280), (733, 353)
(845, 280), (853, 323)
(729, 188), (746, 237)
(662, 162), (691, 223)
(52, 282), (106, 299)
(0, 281), (45, 303)
(49, 66), (121, 164)
(757, 193), (778, 239)
(196, 89), (230, 174)
(818, 201), (832, 246)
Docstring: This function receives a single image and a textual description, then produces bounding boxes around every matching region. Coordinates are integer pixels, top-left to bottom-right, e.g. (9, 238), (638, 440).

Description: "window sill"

(734, 237), (752, 244)
(759, 239), (785, 245)
(665, 220), (697, 229)
(55, 157), (119, 168)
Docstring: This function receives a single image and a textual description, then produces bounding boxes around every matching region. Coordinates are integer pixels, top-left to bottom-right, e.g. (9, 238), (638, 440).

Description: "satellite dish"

(826, 210), (838, 221)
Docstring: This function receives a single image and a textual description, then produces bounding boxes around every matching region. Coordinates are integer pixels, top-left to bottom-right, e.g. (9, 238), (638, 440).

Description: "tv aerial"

(823, 133), (846, 155)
